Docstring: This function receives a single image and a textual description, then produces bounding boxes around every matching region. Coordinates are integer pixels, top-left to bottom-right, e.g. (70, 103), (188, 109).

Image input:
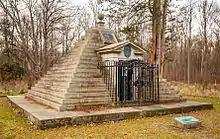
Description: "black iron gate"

(99, 60), (159, 105)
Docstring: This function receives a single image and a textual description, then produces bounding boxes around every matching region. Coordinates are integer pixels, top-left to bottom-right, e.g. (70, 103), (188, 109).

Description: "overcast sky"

(72, 0), (220, 7)
(72, 0), (89, 6)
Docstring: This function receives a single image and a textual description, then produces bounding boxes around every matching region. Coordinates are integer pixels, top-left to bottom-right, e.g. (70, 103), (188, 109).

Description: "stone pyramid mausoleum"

(27, 21), (183, 111)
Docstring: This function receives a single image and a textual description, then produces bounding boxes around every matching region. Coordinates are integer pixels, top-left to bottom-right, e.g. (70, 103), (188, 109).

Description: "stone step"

(39, 80), (70, 87)
(47, 63), (78, 73)
(37, 80), (107, 89)
(160, 82), (171, 86)
(32, 86), (67, 94)
(49, 63), (77, 71)
(40, 78), (71, 84)
(59, 52), (79, 61)
(44, 73), (74, 79)
(160, 98), (183, 102)
(160, 91), (179, 96)
(64, 92), (110, 98)
(69, 82), (106, 88)
(160, 98), (182, 102)
(40, 76), (72, 83)
(83, 46), (99, 50)
(29, 90), (66, 104)
(62, 101), (110, 111)
(59, 52), (80, 60)
(54, 60), (79, 67)
(36, 81), (70, 88)
(74, 72), (102, 78)
(59, 47), (82, 61)
(160, 87), (176, 92)
(160, 86), (176, 91)
(160, 95), (181, 99)
(46, 68), (75, 74)
(58, 45), (82, 56)
(27, 93), (62, 110)
(28, 91), (109, 106)
(48, 66), (76, 74)
(82, 51), (97, 56)
(56, 55), (78, 65)
(78, 97), (110, 103)
(63, 97), (110, 104)
(75, 68), (101, 73)
(83, 48), (96, 53)
(46, 70), (75, 76)
(86, 42), (104, 47)
(77, 63), (98, 69)
(73, 77), (104, 83)
(29, 88), (65, 100)
(160, 91), (179, 95)
(30, 87), (66, 99)
(81, 52), (97, 58)
(68, 87), (108, 93)
(80, 57), (99, 61)
(46, 71), (75, 78)
(35, 83), (107, 95)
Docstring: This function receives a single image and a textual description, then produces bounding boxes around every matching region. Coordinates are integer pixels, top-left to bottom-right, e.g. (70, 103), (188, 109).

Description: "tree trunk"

(160, 0), (168, 78)
(150, 0), (161, 65)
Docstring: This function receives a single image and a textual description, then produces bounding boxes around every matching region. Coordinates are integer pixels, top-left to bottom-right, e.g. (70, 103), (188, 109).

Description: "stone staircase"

(159, 79), (184, 103)
(27, 38), (111, 111)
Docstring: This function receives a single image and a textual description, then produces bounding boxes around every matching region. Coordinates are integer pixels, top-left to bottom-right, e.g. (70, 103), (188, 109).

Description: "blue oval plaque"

(124, 46), (131, 58)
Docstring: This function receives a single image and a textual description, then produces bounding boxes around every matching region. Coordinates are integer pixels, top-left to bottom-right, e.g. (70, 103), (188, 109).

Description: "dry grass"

(171, 82), (220, 98)
(0, 80), (28, 97)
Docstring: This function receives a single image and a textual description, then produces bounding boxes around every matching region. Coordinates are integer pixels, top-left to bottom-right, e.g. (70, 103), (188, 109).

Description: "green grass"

(0, 97), (220, 139)
(0, 90), (24, 97)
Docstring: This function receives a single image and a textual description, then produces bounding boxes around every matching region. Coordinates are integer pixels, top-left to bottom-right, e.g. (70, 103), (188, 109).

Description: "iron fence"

(98, 60), (159, 106)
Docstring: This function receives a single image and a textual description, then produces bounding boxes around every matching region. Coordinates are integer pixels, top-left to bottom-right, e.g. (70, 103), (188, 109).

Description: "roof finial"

(98, 14), (104, 21)
(97, 13), (105, 28)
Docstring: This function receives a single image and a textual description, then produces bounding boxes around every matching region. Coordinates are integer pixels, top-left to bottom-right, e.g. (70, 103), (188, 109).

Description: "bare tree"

(0, 0), (79, 80)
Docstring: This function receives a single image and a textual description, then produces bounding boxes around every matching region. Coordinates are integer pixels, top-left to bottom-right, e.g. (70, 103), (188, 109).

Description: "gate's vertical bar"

(144, 66), (147, 101)
(146, 65), (148, 101)
(101, 61), (103, 74)
(146, 65), (148, 102)
(138, 61), (141, 104)
(111, 62), (114, 101)
(157, 65), (160, 103)
(109, 61), (112, 98)
(112, 61), (115, 102)
(143, 65), (146, 101)
(103, 61), (106, 84)
(151, 65), (154, 103)
(115, 61), (118, 104)
(153, 65), (156, 103)
(133, 63), (136, 100)
(154, 66), (156, 102)
(148, 66), (150, 102)
(130, 64), (134, 101)
(122, 64), (125, 102)
(107, 61), (109, 90)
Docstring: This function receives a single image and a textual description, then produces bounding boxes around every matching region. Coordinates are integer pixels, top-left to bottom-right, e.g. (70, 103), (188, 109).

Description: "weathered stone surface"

(7, 96), (213, 130)
(26, 28), (112, 111)
(159, 79), (185, 103)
